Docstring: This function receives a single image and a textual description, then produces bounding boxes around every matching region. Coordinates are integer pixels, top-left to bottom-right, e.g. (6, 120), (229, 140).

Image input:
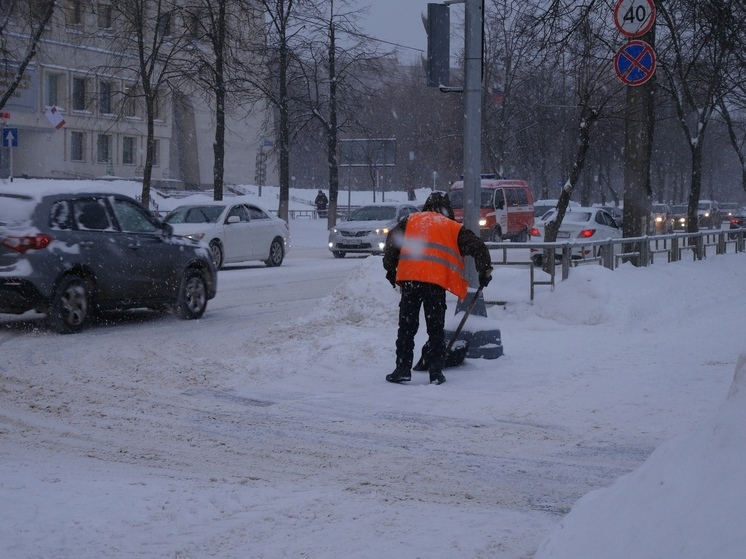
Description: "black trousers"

(395, 281), (447, 372)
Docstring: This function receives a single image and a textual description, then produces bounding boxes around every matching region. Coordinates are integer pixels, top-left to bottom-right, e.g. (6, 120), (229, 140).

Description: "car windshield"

(698, 202), (713, 211)
(347, 206), (397, 221)
(165, 205), (225, 224)
(671, 205), (687, 214)
(447, 189), (494, 209)
(0, 193), (35, 226)
(652, 205), (667, 213)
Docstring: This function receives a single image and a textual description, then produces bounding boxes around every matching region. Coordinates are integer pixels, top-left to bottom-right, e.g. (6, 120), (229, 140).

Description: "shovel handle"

(445, 285), (484, 352)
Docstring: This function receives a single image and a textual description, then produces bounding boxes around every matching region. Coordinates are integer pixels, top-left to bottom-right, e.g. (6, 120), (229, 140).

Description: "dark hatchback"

(0, 187), (217, 333)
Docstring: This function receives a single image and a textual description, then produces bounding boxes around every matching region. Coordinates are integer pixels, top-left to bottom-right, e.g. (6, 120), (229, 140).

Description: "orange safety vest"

(396, 212), (468, 299)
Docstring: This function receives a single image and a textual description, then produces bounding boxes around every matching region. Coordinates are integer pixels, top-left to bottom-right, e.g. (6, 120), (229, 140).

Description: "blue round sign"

(614, 40), (656, 86)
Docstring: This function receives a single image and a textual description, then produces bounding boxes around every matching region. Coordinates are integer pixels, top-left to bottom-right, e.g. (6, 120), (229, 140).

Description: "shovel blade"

(445, 339), (469, 368)
(413, 339), (469, 370)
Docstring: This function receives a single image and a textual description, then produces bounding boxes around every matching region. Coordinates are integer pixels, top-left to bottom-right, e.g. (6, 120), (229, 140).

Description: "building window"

(157, 11), (172, 37)
(97, 134), (111, 164)
(72, 77), (87, 111)
(123, 85), (137, 117)
(97, 3), (112, 29)
(71, 131), (84, 162)
(66, 0), (83, 26)
(122, 136), (135, 165)
(99, 81), (113, 114)
(45, 73), (62, 107)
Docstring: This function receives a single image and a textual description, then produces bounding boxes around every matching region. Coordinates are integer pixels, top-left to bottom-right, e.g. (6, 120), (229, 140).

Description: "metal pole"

(462, 0), (483, 287)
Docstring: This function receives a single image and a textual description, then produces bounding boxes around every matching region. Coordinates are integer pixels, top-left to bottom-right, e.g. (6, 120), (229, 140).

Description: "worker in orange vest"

(383, 191), (493, 385)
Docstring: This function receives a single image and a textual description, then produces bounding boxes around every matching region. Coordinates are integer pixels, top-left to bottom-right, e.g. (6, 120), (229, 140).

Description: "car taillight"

(530, 227), (540, 237)
(578, 229), (596, 238)
(1, 234), (52, 253)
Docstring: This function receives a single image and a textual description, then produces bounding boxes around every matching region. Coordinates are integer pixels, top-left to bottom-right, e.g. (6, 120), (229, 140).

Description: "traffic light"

(422, 3), (450, 87)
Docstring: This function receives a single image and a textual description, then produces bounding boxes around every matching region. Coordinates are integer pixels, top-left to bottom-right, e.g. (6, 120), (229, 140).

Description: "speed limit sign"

(614, 0), (655, 38)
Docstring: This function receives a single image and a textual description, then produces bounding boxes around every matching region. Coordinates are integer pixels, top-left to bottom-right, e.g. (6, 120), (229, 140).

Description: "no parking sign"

(614, 40), (656, 86)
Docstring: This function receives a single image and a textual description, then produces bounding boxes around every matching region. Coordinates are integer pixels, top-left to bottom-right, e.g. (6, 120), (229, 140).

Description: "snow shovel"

(412, 285), (484, 370)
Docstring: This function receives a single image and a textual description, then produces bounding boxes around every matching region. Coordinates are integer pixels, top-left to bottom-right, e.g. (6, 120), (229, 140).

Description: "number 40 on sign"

(614, 0), (655, 38)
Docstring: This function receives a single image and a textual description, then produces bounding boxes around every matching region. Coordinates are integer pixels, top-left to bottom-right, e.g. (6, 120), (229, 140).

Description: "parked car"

(164, 200), (290, 269)
(671, 204), (689, 231)
(0, 187), (217, 333)
(327, 202), (419, 258)
(650, 203), (673, 235)
(697, 200), (722, 229)
(529, 207), (622, 265)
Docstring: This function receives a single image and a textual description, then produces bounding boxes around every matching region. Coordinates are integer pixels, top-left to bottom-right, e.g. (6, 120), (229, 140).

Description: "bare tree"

(255, 0), (309, 222)
(293, 0), (390, 227)
(106, 0), (190, 208)
(656, 0), (741, 234)
(181, 0), (261, 201)
(0, 0), (57, 110)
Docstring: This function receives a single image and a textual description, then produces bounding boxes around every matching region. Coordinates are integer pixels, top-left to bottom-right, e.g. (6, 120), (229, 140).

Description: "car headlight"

(704, 211), (710, 217)
(478, 218), (487, 227)
(375, 227), (390, 235)
(186, 232), (206, 241)
(655, 216), (663, 223)
(331, 228), (338, 234)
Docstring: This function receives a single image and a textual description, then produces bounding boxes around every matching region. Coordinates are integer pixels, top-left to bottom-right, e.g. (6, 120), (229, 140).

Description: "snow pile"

(536, 354), (746, 559)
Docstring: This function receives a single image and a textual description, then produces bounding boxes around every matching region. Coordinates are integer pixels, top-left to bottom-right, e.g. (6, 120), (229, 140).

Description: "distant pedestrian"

(315, 190), (328, 212)
(382, 191), (493, 385)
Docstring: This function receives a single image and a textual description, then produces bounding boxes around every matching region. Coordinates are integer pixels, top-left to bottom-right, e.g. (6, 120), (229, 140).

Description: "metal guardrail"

(487, 228), (746, 301)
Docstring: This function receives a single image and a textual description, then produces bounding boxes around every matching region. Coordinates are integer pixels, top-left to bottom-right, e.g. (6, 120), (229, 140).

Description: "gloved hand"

(479, 266), (493, 288)
(386, 270), (397, 288)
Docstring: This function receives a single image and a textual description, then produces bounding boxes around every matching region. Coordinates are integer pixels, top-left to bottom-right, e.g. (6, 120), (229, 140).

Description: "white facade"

(0, 2), (276, 190)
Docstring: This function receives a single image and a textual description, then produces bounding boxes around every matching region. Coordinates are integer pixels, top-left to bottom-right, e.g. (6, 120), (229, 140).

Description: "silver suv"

(0, 187), (217, 333)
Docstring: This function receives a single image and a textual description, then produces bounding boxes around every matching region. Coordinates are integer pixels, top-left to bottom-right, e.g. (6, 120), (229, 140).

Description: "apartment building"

(0, 1), (276, 190)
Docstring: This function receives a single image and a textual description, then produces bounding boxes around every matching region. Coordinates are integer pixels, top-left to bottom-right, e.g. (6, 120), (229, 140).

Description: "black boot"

(386, 367), (411, 383)
(429, 370), (446, 385)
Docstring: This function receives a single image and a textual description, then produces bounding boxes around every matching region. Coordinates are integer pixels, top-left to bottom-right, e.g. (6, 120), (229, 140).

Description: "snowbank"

(536, 353), (746, 559)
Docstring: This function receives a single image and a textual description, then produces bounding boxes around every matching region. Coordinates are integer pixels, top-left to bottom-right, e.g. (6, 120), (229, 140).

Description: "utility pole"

(462, 0), (483, 286)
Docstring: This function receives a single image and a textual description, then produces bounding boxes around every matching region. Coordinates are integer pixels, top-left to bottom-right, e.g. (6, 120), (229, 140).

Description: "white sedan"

(530, 207), (622, 265)
(164, 200), (290, 269)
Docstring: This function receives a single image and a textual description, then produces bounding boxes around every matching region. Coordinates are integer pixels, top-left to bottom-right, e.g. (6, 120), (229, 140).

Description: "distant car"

(650, 203), (673, 235)
(697, 200), (722, 229)
(530, 207), (622, 266)
(533, 199), (580, 219)
(729, 209), (746, 239)
(0, 188), (217, 333)
(327, 202), (419, 258)
(671, 204), (689, 231)
(164, 200), (290, 269)
(719, 202), (739, 219)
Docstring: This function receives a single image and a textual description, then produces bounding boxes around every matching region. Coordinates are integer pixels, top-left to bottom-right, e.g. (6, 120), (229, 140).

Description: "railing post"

(562, 244), (571, 280)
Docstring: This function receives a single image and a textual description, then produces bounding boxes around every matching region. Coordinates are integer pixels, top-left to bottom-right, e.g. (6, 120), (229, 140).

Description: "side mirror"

(161, 222), (173, 237)
(226, 215), (240, 224)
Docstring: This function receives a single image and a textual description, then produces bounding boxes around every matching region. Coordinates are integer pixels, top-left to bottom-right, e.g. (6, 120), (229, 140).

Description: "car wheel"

(332, 251), (346, 258)
(209, 240), (224, 270)
(177, 269), (208, 320)
(264, 238), (284, 267)
(48, 275), (90, 334)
